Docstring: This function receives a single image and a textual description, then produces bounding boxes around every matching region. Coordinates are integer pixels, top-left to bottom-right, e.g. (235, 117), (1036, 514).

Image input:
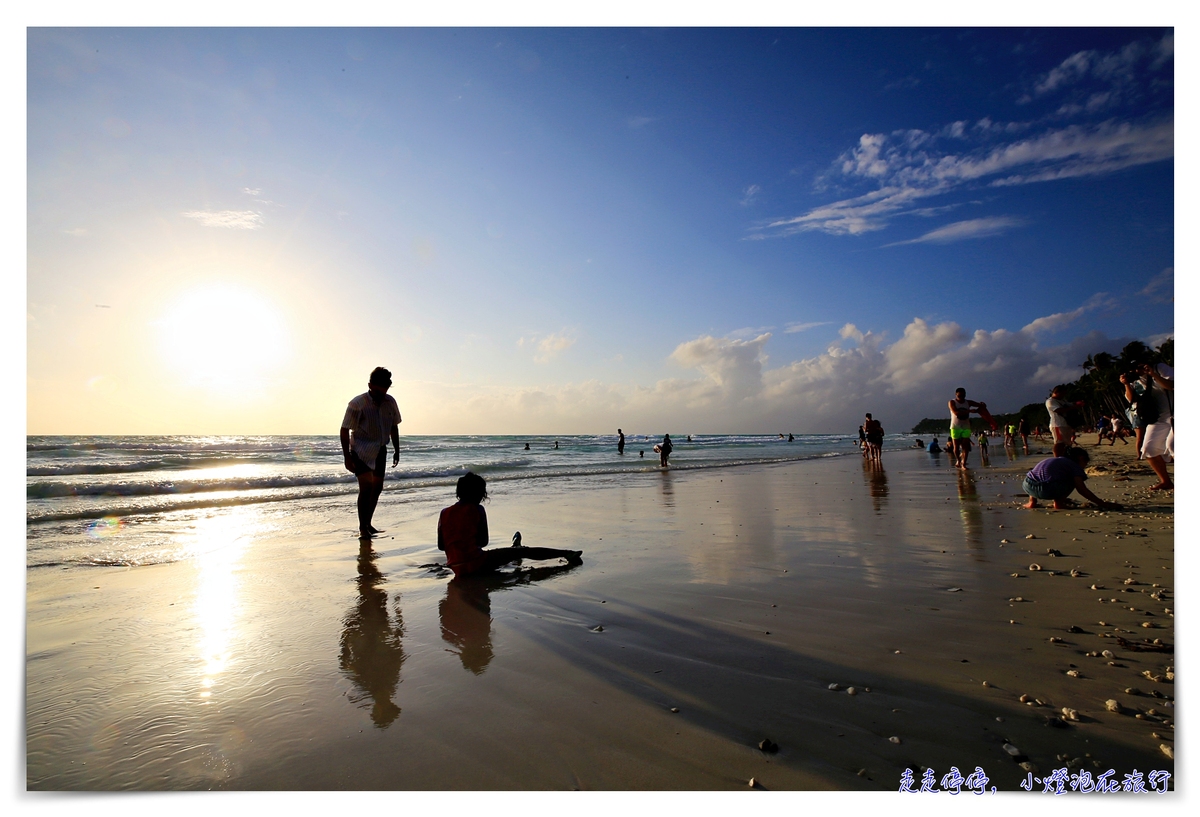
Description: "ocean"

(26, 433), (911, 569)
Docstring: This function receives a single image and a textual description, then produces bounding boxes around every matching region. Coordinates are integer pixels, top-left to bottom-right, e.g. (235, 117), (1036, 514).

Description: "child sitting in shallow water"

(438, 472), (582, 577)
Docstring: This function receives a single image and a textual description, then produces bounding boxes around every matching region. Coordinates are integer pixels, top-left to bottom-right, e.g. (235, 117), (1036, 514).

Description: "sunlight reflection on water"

(185, 506), (266, 703)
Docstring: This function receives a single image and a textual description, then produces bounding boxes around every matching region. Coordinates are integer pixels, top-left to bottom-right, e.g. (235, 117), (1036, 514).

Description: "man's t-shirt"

(438, 502), (489, 577)
(1046, 397), (1071, 429)
(342, 392), (402, 465)
(949, 399), (972, 429)
(1027, 456), (1087, 485)
(1146, 364), (1173, 423)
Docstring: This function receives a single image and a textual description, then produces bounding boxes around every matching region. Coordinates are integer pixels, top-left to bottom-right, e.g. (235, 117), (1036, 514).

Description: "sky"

(26, 26), (1175, 435)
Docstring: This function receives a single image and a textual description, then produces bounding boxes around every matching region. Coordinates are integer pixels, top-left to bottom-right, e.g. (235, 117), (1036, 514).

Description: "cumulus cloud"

(885, 216), (1023, 246)
(181, 210), (263, 229)
(403, 309), (1132, 434)
(406, 310), (1140, 434)
(670, 333), (770, 402)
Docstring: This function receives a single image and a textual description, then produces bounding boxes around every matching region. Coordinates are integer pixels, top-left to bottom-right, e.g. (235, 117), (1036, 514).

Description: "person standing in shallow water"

(341, 367), (402, 537)
(659, 433), (673, 467)
(617, 429), (625, 455)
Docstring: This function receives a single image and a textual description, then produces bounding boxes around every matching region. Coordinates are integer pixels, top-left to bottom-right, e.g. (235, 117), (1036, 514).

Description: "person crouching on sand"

(438, 472), (582, 577)
(1022, 446), (1120, 511)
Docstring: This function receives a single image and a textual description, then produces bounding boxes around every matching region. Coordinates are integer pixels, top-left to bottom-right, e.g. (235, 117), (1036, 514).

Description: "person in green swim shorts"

(947, 387), (988, 469)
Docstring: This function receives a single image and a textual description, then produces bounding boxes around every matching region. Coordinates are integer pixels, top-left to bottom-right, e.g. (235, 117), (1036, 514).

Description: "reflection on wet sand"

(659, 468), (675, 510)
(955, 468), (983, 546)
(339, 541), (406, 728)
(861, 458), (889, 513)
(439, 563), (581, 675)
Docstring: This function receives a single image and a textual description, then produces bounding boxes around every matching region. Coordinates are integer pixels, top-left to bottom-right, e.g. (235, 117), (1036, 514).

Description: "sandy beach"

(26, 439), (1173, 791)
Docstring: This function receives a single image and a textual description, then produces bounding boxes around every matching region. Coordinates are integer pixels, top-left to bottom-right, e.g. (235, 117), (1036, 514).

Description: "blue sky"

(26, 27), (1174, 434)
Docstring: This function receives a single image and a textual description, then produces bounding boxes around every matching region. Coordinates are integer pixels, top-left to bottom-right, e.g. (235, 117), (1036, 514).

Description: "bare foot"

(1149, 482), (1173, 491)
(1024, 497), (1038, 509)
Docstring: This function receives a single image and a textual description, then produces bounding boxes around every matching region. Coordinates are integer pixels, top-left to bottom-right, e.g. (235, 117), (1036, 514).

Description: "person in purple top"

(1022, 445), (1120, 510)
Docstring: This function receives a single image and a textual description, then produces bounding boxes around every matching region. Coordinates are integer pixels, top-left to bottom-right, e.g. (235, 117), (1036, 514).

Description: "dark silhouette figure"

(340, 367), (401, 537)
(617, 428), (625, 454)
(339, 541), (405, 727)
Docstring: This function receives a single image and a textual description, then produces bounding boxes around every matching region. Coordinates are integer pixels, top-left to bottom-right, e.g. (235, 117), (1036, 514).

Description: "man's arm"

(340, 427), (354, 472)
(1149, 367), (1173, 390)
(390, 400), (402, 465)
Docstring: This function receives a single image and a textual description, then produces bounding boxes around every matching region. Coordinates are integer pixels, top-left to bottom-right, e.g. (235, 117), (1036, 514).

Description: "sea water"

(27, 433), (911, 568)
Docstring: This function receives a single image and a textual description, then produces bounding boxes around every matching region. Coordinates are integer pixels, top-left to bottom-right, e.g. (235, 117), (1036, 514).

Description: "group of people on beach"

(340, 357), (1173, 579)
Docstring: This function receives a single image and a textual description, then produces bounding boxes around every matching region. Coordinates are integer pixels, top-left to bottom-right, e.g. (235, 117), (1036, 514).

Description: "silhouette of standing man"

(341, 367), (402, 537)
(617, 428), (625, 454)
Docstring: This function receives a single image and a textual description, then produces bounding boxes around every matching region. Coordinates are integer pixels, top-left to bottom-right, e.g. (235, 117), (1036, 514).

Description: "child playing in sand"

(438, 472), (582, 577)
(1022, 446), (1120, 511)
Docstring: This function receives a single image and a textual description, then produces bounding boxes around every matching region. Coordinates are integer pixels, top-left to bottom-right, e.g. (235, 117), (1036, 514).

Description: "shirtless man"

(341, 367), (402, 537)
(948, 387), (986, 469)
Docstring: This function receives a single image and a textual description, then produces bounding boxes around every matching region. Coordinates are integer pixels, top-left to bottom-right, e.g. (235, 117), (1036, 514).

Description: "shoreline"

(26, 440), (1173, 790)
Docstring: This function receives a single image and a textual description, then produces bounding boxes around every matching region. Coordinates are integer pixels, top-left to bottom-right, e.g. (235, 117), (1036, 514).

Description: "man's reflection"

(439, 563), (580, 675)
(862, 458), (889, 513)
(660, 468), (675, 510)
(339, 541), (405, 728)
(955, 467), (983, 545)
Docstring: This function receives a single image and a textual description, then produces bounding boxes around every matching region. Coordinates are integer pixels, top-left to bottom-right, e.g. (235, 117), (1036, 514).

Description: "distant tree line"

(910, 338), (1173, 434)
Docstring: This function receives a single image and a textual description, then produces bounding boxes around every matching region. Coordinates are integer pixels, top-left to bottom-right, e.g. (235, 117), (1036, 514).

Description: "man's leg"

(356, 473), (378, 533)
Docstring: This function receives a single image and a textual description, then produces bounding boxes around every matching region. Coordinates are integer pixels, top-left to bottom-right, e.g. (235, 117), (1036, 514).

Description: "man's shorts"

(1022, 475), (1074, 501)
(1142, 422), (1173, 459)
(866, 432), (883, 446)
(349, 448), (387, 479)
(949, 427), (972, 440)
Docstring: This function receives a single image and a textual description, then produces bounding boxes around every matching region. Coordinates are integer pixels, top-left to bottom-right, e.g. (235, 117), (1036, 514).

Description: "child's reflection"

(439, 563), (580, 675)
(339, 541), (406, 728)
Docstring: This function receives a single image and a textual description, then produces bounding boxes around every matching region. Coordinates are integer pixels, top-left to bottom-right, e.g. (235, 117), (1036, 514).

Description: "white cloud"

(784, 321), (832, 334)
(758, 117), (1172, 237)
(670, 333), (769, 400)
(627, 116), (655, 129)
(402, 312), (1141, 434)
(885, 216), (1023, 247)
(61, 227), (88, 237)
(181, 210), (263, 229)
(1021, 293), (1115, 334)
(727, 325), (773, 339)
(1139, 267), (1173, 301)
(519, 331), (577, 363)
(740, 184), (761, 206)
(242, 187), (263, 196)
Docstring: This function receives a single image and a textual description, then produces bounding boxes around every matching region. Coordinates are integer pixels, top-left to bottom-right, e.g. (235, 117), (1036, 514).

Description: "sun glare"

(156, 283), (291, 397)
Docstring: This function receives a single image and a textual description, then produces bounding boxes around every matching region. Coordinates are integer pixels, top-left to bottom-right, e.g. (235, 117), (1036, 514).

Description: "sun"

(156, 283), (291, 397)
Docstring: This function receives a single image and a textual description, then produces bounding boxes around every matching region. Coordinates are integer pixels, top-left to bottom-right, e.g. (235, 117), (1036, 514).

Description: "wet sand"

(25, 440), (1174, 791)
